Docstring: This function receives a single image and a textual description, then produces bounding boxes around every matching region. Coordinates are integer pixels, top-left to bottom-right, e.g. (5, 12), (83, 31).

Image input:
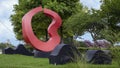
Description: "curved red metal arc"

(22, 6), (62, 52)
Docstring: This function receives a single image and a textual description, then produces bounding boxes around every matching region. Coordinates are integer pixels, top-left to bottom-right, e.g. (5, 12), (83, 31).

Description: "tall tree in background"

(66, 0), (120, 45)
(65, 8), (106, 42)
(11, 0), (83, 44)
(100, 0), (120, 44)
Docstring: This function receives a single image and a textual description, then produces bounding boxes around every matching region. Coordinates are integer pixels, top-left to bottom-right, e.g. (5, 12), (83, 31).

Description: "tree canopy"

(11, 0), (83, 43)
(99, 0), (120, 44)
(65, 0), (120, 45)
(11, 0), (120, 45)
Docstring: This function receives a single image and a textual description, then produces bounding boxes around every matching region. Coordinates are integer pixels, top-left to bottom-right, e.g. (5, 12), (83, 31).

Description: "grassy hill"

(0, 54), (119, 68)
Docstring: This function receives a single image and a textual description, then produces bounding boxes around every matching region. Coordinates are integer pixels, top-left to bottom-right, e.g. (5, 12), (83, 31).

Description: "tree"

(99, 0), (120, 44)
(65, 8), (106, 42)
(0, 43), (14, 49)
(65, 0), (120, 45)
(11, 0), (83, 43)
(0, 43), (6, 49)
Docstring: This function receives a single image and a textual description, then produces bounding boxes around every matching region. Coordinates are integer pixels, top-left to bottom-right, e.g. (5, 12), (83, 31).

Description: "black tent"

(49, 44), (81, 65)
(14, 44), (33, 56)
(85, 50), (112, 64)
(2, 47), (14, 54)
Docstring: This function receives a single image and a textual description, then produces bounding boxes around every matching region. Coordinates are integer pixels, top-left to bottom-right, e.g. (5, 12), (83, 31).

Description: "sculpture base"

(85, 50), (112, 64)
(49, 44), (81, 65)
(34, 50), (51, 58)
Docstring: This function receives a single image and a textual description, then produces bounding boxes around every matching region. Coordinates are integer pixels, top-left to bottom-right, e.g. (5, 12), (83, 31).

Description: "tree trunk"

(60, 26), (63, 43)
(45, 29), (48, 41)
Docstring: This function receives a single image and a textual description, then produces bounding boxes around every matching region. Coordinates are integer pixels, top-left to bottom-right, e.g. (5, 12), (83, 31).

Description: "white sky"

(0, 0), (19, 46)
(0, 0), (101, 46)
(80, 0), (101, 9)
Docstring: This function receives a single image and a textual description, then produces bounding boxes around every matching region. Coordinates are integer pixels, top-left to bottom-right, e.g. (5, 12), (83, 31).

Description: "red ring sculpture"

(22, 6), (62, 52)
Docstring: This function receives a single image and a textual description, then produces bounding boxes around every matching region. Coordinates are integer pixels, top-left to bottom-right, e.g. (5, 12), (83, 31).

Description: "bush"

(110, 47), (120, 66)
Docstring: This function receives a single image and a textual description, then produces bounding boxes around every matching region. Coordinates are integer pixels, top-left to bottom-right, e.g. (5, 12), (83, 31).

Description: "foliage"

(65, 0), (120, 45)
(110, 47), (120, 66)
(65, 8), (106, 42)
(83, 39), (111, 48)
(100, 0), (120, 18)
(99, 0), (120, 44)
(0, 43), (6, 49)
(10, 0), (120, 45)
(10, 0), (82, 42)
(0, 43), (14, 49)
(100, 29), (120, 44)
(24, 44), (34, 52)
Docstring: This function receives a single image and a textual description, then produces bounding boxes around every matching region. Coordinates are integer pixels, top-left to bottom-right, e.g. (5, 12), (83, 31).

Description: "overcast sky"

(80, 0), (101, 9)
(0, 0), (101, 46)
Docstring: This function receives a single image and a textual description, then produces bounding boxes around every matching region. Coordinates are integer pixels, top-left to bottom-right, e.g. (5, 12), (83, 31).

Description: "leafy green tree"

(66, 0), (120, 45)
(65, 8), (105, 42)
(0, 43), (14, 49)
(11, 0), (82, 44)
(100, 0), (120, 44)
(0, 43), (6, 49)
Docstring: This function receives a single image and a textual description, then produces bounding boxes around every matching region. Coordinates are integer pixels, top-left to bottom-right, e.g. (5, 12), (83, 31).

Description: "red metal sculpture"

(22, 6), (62, 52)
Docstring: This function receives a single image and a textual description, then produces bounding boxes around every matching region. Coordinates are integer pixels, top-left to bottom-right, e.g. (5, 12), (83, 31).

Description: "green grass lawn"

(0, 54), (119, 68)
